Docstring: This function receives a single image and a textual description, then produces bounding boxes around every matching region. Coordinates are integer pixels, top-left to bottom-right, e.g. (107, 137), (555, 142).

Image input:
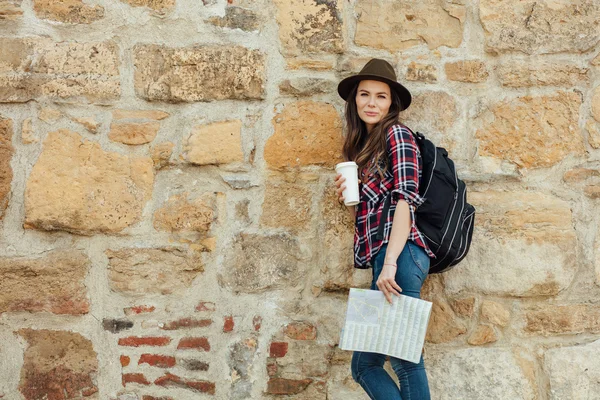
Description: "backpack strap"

(375, 193), (392, 241)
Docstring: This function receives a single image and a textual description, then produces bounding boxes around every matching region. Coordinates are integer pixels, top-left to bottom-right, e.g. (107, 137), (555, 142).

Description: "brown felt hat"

(337, 58), (412, 111)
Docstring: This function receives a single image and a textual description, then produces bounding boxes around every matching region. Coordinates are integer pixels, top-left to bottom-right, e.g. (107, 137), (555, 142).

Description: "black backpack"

(376, 131), (475, 274)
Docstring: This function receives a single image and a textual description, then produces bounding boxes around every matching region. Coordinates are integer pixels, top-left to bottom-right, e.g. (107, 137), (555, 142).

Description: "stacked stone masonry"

(0, 0), (600, 399)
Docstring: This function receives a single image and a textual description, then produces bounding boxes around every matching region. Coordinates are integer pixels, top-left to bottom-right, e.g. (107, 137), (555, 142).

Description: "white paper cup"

(335, 161), (360, 206)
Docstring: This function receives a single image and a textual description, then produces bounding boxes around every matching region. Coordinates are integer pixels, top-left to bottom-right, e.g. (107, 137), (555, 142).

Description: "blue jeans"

(351, 241), (431, 400)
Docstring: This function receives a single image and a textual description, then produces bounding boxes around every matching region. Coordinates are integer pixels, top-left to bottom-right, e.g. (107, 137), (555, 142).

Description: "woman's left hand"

(376, 264), (402, 304)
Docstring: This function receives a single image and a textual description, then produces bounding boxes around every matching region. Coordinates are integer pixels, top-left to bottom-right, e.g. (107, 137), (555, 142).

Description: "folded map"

(339, 288), (432, 364)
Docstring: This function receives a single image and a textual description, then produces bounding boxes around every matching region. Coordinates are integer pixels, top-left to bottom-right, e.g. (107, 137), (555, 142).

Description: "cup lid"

(335, 161), (357, 170)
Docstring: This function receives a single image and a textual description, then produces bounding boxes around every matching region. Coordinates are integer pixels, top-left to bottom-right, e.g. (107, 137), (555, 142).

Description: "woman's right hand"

(335, 173), (346, 204)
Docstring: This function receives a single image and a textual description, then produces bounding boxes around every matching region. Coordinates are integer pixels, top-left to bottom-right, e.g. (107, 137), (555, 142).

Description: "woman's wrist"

(383, 262), (397, 268)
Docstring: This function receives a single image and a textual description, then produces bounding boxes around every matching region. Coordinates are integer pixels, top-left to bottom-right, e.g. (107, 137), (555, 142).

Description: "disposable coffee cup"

(335, 161), (360, 206)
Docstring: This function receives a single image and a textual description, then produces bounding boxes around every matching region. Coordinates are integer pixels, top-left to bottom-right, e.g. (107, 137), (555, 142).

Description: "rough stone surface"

(0, 115), (13, 220)
(151, 142), (174, 169)
(405, 62), (437, 83)
(422, 277), (467, 344)
(0, 37), (120, 103)
(0, 250), (90, 315)
(24, 130), (154, 235)
(0, 0), (23, 20)
(260, 178), (312, 232)
(273, 0), (344, 56)
(109, 121), (160, 145)
(184, 120), (244, 165)
(133, 45), (265, 102)
(544, 339), (600, 400)
(476, 92), (584, 169)
(120, 0), (175, 14)
(153, 192), (216, 234)
(18, 329), (98, 399)
(445, 60), (489, 83)
(228, 337), (258, 399)
(481, 300), (510, 327)
(265, 101), (343, 169)
(107, 247), (204, 295)
(428, 348), (535, 399)
(497, 62), (588, 87)
(523, 305), (600, 336)
(450, 297), (476, 318)
(355, 0), (465, 51)
(468, 324), (498, 345)
(480, 0), (600, 55)
(209, 6), (260, 31)
(33, 0), (104, 23)
(71, 116), (100, 133)
(445, 191), (577, 297)
(402, 91), (459, 139)
(592, 86), (600, 122)
(220, 233), (304, 293)
(279, 78), (336, 97)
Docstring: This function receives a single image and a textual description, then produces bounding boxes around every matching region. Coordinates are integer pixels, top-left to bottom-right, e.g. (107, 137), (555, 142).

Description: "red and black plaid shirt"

(354, 124), (435, 269)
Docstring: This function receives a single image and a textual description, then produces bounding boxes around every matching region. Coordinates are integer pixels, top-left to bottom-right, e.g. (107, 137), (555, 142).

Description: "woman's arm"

(376, 200), (410, 304)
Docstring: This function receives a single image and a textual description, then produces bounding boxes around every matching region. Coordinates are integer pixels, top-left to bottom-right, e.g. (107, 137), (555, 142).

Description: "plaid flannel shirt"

(354, 124), (435, 269)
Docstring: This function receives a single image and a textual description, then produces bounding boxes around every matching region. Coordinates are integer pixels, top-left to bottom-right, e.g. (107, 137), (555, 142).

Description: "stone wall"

(1, 0), (599, 399)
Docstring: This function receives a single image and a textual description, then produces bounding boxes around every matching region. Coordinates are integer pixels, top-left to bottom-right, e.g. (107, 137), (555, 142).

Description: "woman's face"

(355, 80), (392, 132)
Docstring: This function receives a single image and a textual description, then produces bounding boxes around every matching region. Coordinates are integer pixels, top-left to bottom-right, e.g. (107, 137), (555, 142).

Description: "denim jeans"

(351, 241), (431, 400)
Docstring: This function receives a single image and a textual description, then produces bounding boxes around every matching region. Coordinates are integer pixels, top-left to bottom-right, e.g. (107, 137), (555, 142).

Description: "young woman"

(334, 58), (434, 400)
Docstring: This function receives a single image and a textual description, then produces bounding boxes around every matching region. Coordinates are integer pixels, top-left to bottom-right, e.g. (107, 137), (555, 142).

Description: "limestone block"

(0, 251), (90, 315)
(476, 92), (584, 169)
(355, 0), (465, 51)
(184, 120), (244, 165)
(120, 0), (175, 14)
(450, 297), (475, 317)
(563, 166), (600, 200)
(445, 60), (489, 83)
(405, 62), (437, 83)
(18, 329), (98, 399)
(422, 277), (467, 344)
(21, 118), (37, 144)
(71, 116), (100, 134)
(0, 37), (120, 103)
(260, 178), (312, 232)
(0, 0), (23, 20)
(497, 62), (588, 87)
(481, 300), (510, 327)
(38, 107), (61, 124)
(544, 339), (600, 399)
(273, 0), (344, 56)
(467, 324), (497, 345)
(480, 0), (600, 54)
(279, 78), (336, 97)
(592, 86), (600, 122)
(209, 6), (260, 31)
(133, 44), (265, 102)
(265, 101), (343, 169)
(33, 0), (104, 23)
(151, 142), (174, 169)
(444, 191), (577, 297)
(24, 130), (154, 235)
(0, 115), (13, 220)
(153, 192), (216, 234)
(106, 247), (204, 295)
(428, 348), (535, 400)
(276, 341), (333, 379)
(401, 91), (459, 147)
(523, 305), (600, 336)
(220, 233), (304, 293)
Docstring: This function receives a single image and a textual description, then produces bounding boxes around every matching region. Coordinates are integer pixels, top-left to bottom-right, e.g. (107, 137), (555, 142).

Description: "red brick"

(269, 342), (288, 358)
(178, 337), (210, 351)
(253, 315), (262, 331)
(195, 301), (216, 312)
(124, 305), (156, 315)
(82, 387), (98, 396)
(118, 336), (171, 347)
(223, 315), (234, 332)
(154, 372), (215, 394)
(266, 378), (312, 395)
(120, 355), (130, 367)
(139, 354), (176, 368)
(122, 373), (150, 386)
(161, 317), (212, 330)
(284, 321), (317, 340)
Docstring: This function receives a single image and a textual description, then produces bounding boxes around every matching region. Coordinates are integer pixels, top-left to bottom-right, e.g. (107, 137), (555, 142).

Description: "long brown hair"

(342, 82), (404, 182)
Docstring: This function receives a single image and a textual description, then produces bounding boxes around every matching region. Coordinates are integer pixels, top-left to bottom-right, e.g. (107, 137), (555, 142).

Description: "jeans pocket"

(408, 243), (430, 276)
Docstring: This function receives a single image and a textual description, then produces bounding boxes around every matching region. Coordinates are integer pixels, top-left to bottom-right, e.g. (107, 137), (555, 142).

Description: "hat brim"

(337, 74), (412, 111)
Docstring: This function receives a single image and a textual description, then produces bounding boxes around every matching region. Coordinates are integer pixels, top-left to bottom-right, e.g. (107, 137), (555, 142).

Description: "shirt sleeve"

(386, 125), (425, 209)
